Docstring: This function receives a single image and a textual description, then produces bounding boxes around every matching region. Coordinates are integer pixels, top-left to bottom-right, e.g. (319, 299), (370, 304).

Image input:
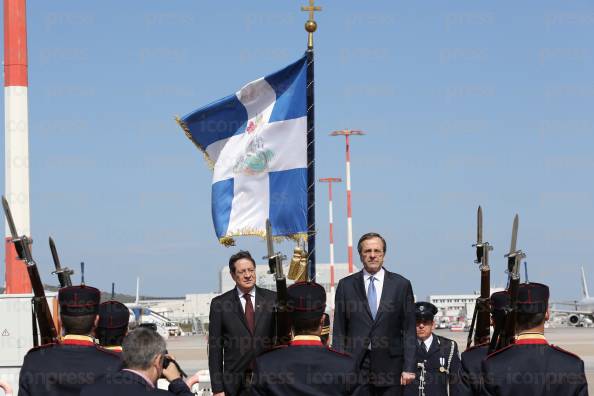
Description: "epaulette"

(485, 344), (514, 360)
(437, 335), (454, 343)
(26, 342), (58, 355)
(551, 344), (582, 361)
(95, 344), (122, 357)
(438, 335), (458, 348)
(327, 347), (352, 358)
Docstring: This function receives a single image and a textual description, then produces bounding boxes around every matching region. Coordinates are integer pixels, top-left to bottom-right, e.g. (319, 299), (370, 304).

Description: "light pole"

(319, 177), (341, 296)
(5, 0), (32, 293)
(330, 130), (364, 274)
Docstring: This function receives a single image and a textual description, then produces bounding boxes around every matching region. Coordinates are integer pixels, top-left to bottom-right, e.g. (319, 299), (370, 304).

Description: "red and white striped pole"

(319, 177), (341, 296)
(4, 0), (32, 293)
(330, 130), (364, 274)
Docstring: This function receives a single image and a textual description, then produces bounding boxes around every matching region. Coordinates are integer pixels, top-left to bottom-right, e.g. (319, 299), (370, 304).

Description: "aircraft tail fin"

(581, 266), (590, 299)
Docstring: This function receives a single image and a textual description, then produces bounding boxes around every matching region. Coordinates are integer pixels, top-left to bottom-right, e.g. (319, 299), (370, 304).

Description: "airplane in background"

(551, 266), (594, 327)
(125, 277), (174, 338)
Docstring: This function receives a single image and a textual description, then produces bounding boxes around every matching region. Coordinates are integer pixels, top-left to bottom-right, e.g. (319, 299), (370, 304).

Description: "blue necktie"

(368, 276), (377, 320)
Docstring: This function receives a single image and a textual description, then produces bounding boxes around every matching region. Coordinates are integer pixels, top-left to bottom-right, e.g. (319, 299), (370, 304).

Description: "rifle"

(489, 214), (525, 353)
(467, 206), (492, 349)
(2, 196), (58, 345)
(49, 236), (73, 288)
(264, 219), (291, 345)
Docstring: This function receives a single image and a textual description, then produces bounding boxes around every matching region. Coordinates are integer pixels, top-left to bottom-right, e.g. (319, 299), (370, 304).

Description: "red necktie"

(243, 293), (255, 334)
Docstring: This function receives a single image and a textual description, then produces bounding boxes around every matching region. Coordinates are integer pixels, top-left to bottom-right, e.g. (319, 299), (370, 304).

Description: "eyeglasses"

(235, 268), (256, 275)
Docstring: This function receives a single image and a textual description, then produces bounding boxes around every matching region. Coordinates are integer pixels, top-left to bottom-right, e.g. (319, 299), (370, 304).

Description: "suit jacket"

(208, 285), (276, 395)
(252, 338), (358, 396)
(332, 268), (416, 386)
(79, 370), (193, 396)
(481, 340), (588, 396)
(18, 339), (121, 396)
(403, 335), (462, 396)
(459, 344), (488, 396)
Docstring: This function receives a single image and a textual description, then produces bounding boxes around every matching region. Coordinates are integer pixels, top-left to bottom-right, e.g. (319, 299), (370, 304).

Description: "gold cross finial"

(301, 0), (321, 21)
(301, 0), (322, 49)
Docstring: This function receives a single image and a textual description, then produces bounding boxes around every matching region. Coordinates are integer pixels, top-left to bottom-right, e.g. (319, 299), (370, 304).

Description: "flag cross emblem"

(178, 57), (308, 245)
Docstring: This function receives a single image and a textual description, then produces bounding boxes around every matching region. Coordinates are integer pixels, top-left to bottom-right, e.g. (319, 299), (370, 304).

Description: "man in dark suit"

(333, 232), (416, 395)
(208, 250), (277, 396)
(482, 282), (588, 396)
(80, 327), (193, 395)
(458, 291), (509, 396)
(403, 302), (461, 396)
(18, 285), (122, 396)
(252, 282), (358, 395)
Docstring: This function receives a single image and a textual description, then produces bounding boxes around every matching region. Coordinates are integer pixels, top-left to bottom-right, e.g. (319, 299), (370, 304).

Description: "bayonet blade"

(2, 196), (19, 239)
(508, 214), (519, 255)
(265, 219), (274, 258)
(477, 206), (483, 244)
(49, 237), (62, 270)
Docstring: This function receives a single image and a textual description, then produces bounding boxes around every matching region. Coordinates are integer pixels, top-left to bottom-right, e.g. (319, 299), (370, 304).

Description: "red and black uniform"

(481, 334), (588, 396)
(18, 335), (121, 396)
(18, 285), (122, 396)
(253, 282), (358, 395)
(252, 335), (357, 396)
(481, 282), (587, 395)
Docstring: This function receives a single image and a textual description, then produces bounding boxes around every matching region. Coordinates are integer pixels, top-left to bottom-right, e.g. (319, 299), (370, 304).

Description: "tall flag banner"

(177, 57), (307, 246)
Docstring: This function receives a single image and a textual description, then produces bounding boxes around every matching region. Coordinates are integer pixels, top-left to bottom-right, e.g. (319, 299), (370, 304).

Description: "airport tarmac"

(168, 327), (594, 393)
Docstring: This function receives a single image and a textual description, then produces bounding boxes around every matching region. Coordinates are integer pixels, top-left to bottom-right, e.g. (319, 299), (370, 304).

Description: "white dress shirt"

(237, 286), (256, 313)
(420, 334), (433, 352)
(363, 267), (385, 313)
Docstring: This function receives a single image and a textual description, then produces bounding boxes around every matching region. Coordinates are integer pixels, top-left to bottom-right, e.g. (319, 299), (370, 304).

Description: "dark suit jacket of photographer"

(208, 286), (276, 395)
(332, 268), (416, 386)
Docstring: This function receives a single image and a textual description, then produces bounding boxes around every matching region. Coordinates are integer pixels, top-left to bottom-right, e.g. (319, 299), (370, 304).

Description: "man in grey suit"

(208, 251), (277, 396)
(333, 233), (416, 396)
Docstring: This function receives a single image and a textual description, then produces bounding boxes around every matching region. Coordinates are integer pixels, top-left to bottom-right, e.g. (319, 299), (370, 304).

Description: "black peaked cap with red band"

(58, 285), (100, 316)
(98, 301), (130, 330)
(516, 282), (549, 314)
(287, 281), (326, 320)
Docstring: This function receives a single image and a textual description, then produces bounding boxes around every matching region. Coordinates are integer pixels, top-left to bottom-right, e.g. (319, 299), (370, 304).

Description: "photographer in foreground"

(80, 327), (193, 396)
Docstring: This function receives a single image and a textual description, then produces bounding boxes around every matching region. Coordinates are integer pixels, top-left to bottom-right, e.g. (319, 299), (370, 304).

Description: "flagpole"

(301, 0), (321, 282)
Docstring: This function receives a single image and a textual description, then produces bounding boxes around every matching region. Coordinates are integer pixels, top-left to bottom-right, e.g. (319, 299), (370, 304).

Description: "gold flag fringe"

(218, 229), (308, 248)
(175, 116), (215, 170)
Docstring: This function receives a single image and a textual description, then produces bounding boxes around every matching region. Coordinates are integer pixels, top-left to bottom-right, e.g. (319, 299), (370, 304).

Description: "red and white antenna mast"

(4, 0), (32, 293)
(319, 177), (341, 297)
(330, 130), (364, 274)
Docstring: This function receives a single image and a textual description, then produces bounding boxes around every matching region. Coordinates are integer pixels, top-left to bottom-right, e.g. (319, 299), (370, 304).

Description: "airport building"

(429, 288), (504, 324)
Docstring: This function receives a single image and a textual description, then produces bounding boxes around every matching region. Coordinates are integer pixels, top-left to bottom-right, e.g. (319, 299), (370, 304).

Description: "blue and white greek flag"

(178, 56), (307, 245)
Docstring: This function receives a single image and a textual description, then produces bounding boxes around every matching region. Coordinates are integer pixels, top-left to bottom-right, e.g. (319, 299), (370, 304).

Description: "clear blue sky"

(1, 1), (593, 301)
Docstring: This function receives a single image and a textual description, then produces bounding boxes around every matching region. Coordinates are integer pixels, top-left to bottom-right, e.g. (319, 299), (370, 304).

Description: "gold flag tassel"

(288, 245), (308, 282)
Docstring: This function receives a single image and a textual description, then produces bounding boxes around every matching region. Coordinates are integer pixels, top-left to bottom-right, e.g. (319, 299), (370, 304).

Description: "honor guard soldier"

(404, 302), (461, 396)
(459, 291), (510, 396)
(96, 300), (130, 353)
(18, 285), (121, 396)
(252, 282), (357, 396)
(482, 282), (588, 395)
